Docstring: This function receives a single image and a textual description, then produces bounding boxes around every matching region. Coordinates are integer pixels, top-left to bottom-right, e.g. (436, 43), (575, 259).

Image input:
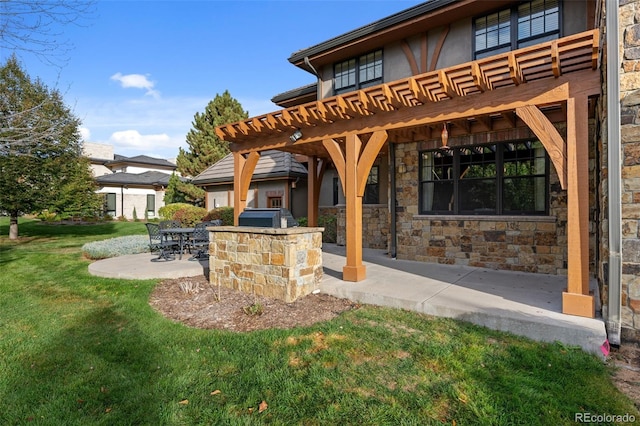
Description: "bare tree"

(0, 0), (96, 67)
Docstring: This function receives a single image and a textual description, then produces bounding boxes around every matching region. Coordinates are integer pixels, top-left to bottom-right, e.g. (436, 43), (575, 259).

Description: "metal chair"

(188, 222), (211, 261)
(145, 223), (177, 261)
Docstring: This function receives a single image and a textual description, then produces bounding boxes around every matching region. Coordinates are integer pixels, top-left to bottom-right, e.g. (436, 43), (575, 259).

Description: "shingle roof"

(107, 154), (176, 169)
(288, 0), (455, 67)
(192, 150), (308, 186)
(96, 171), (175, 186)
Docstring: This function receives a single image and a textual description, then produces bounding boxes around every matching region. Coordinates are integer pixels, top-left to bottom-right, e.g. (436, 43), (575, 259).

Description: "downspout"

(606, 0), (622, 345)
(390, 143), (397, 258)
(120, 185), (125, 218)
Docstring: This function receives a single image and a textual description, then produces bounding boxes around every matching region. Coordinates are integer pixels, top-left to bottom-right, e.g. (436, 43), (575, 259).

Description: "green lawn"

(0, 217), (637, 425)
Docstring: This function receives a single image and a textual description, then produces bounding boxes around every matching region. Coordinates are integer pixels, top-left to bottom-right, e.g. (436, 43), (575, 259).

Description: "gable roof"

(107, 154), (176, 169)
(288, 0), (509, 72)
(192, 150), (308, 186)
(96, 171), (175, 187)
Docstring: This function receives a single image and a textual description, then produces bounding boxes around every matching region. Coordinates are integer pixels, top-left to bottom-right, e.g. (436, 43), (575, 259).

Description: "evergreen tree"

(164, 173), (205, 207)
(0, 55), (98, 238)
(177, 90), (248, 178)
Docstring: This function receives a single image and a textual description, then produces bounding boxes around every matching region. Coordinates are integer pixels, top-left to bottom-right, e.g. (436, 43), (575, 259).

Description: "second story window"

(334, 50), (382, 95)
(474, 0), (560, 59)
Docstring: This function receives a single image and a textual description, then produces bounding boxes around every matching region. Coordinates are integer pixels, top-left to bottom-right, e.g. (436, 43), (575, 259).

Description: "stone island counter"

(207, 226), (324, 303)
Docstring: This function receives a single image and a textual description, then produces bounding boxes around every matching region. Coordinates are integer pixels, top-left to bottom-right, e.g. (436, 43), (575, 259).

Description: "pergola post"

(307, 156), (319, 227)
(232, 151), (260, 226)
(343, 133), (366, 281)
(562, 95), (595, 318)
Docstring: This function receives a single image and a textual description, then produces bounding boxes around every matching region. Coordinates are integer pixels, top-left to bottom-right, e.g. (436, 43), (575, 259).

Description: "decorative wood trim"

(356, 130), (388, 196)
(322, 139), (346, 195)
(429, 25), (450, 71)
(401, 39), (420, 76)
(516, 105), (567, 189)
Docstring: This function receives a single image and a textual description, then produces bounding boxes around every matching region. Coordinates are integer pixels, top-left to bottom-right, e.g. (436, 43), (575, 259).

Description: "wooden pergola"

(216, 30), (601, 318)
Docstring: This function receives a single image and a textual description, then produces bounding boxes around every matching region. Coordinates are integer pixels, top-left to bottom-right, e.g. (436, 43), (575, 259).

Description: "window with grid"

(334, 50), (382, 94)
(474, 0), (560, 58)
(419, 141), (548, 215)
(146, 194), (155, 213)
(363, 165), (380, 204)
(268, 197), (282, 208)
(105, 193), (116, 215)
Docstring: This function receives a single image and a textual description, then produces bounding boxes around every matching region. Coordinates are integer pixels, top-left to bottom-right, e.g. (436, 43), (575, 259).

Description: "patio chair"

(188, 222), (211, 261)
(145, 223), (177, 261)
(159, 220), (181, 245)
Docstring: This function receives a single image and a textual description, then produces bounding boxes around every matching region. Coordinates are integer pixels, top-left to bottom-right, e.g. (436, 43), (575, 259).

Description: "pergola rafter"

(218, 29), (601, 319)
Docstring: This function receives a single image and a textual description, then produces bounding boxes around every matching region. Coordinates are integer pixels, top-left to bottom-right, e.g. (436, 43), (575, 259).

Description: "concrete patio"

(89, 243), (607, 356)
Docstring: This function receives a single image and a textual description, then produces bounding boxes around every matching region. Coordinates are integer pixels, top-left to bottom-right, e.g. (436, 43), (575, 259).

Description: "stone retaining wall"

(208, 227), (324, 303)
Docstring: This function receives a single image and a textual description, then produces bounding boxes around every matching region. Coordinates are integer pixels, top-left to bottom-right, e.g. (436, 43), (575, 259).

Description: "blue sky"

(6, 0), (424, 160)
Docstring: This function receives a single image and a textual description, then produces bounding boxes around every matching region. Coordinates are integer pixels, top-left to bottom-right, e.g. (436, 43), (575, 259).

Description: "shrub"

(173, 205), (208, 227)
(36, 210), (59, 222)
(82, 235), (150, 259)
(203, 207), (234, 226)
(287, 215), (335, 242)
(158, 203), (193, 220)
(318, 215), (337, 243)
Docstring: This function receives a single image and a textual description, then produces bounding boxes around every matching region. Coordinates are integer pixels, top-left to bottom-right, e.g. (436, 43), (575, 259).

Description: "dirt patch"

(149, 275), (357, 332)
(610, 345), (640, 408)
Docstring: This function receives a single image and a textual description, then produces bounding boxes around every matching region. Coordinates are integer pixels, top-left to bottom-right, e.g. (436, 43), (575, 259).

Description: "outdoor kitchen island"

(207, 226), (324, 303)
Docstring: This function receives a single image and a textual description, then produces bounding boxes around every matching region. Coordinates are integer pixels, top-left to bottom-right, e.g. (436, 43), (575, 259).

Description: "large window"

(146, 194), (155, 214)
(105, 193), (116, 216)
(419, 141), (548, 215)
(474, 0), (560, 59)
(334, 50), (382, 94)
(364, 165), (379, 204)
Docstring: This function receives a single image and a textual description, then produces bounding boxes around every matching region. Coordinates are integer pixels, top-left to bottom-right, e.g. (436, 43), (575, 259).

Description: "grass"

(0, 217), (638, 425)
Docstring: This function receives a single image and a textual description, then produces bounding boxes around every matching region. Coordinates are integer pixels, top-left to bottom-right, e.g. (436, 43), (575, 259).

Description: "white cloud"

(79, 126), (91, 141)
(109, 130), (174, 151)
(110, 72), (160, 98)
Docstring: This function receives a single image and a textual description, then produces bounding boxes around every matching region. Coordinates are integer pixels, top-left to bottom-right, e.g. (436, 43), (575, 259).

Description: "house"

(192, 149), (309, 218)
(83, 142), (178, 219)
(214, 0), (640, 344)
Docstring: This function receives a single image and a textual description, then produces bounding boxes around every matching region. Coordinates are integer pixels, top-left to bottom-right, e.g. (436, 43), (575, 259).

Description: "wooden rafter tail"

(394, 83), (414, 107)
(215, 127), (228, 140)
(438, 69), (459, 98)
(250, 117), (264, 133)
(314, 101), (332, 124)
(305, 105), (327, 126)
(471, 62), (490, 93)
(323, 102), (346, 122)
(551, 41), (561, 78)
(237, 121), (251, 136)
(382, 84), (406, 109)
(263, 114), (278, 131)
(336, 96), (359, 118)
(501, 111), (517, 128)
(508, 52), (524, 85)
(409, 77), (435, 104)
(359, 90), (385, 114)
(275, 109), (293, 128)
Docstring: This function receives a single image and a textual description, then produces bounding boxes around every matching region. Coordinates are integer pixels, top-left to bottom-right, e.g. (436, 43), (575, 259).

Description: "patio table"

(160, 227), (195, 260)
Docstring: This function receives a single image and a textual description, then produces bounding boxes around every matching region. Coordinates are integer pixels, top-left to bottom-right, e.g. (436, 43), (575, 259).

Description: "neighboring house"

(192, 150), (309, 218)
(83, 142), (178, 220)
(215, 0), (640, 344)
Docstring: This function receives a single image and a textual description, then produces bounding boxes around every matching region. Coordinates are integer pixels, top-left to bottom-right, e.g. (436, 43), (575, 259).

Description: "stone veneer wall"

(613, 0), (640, 337)
(393, 124), (597, 275)
(321, 205), (389, 249)
(208, 227), (324, 303)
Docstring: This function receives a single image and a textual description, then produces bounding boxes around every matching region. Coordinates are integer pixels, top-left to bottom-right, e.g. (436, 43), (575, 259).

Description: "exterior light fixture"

(290, 129), (303, 142)
(440, 123), (449, 149)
